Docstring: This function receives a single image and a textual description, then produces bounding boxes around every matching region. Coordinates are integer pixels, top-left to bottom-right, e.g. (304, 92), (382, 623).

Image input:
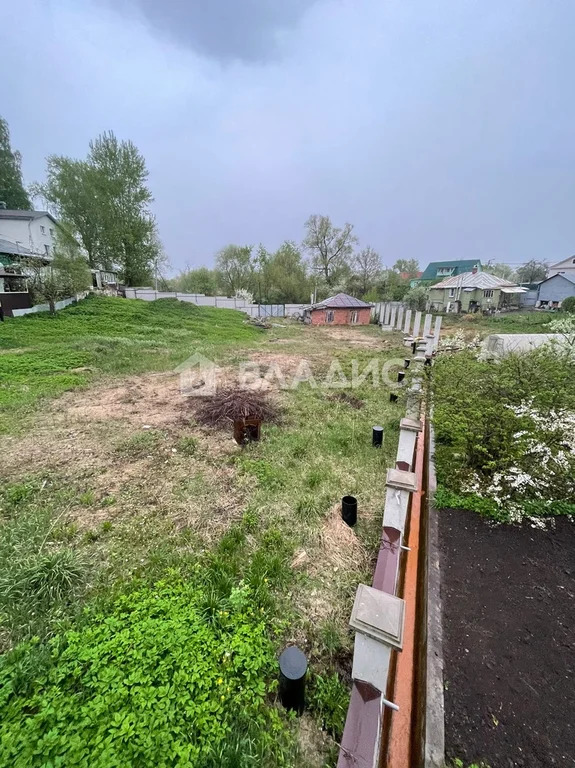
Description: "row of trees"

(170, 215), (421, 303)
(484, 260), (548, 284)
(1, 115), (161, 286)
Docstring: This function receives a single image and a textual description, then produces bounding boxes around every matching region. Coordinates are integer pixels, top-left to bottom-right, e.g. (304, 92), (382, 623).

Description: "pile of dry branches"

(190, 387), (282, 427)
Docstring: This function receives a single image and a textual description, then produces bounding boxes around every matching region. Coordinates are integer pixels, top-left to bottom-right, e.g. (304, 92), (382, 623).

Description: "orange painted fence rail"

(337, 357), (440, 768)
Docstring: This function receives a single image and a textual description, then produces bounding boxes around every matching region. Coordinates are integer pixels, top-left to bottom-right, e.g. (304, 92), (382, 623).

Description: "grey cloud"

(102, 0), (319, 61)
(2, 0), (575, 273)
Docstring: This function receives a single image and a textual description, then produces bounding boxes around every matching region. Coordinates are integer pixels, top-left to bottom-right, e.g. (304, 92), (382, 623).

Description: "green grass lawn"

(0, 299), (405, 767)
(0, 295), (263, 432)
(440, 309), (556, 335)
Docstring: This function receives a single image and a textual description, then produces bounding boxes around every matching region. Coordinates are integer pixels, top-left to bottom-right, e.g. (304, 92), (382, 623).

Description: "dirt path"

(439, 508), (575, 768)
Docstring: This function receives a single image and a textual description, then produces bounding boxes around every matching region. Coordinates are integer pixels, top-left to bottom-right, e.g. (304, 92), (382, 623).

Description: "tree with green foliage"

(88, 132), (159, 285)
(171, 266), (218, 295)
(33, 156), (101, 267)
(392, 258), (420, 277)
(25, 238), (91, 314)
(353, 246), (381, 295)
(560, 296), (575, 314)
(215, 244), (254, 295)
(34, 131), (160, 286)
(303, 215), (357, 287)
(484, 262), (517, 281)
(261, 241), (310, 303)
(375, 269), (410, 300)
(0, 116), (31, 209)
(403, 285), (428, 311)
(516, 259), (547, 284)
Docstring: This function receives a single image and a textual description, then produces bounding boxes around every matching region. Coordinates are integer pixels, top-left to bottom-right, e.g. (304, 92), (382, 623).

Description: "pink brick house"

(304, 293), (373, 325)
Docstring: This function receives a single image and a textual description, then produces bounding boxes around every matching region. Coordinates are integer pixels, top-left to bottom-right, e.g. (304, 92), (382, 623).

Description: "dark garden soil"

(439, 508), (575, 768)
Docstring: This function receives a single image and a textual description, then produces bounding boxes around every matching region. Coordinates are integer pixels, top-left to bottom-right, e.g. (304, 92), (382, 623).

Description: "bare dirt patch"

(320, 327), (386, 348)
(440, 508), (575, 768)
(0, 370), (248, 540)
(60, 371), (185, 428)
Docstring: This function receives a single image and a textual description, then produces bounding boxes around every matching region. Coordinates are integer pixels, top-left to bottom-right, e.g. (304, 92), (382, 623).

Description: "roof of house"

(0, 209), (58, 225)
(311, 292), (372, 309)
(549, 255), (575, 270)
(420, 260), (481, 281)
(0, 237), (32, 256)
(539, 272), (575, 286)
(401, 271), (423, 280)
(432, 271), (517, 290)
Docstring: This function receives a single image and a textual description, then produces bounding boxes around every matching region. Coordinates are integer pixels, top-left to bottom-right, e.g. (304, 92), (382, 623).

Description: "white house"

(0, 209), (58, 260)
(548, 255), (575, 279)
(0, 207), (119, 291)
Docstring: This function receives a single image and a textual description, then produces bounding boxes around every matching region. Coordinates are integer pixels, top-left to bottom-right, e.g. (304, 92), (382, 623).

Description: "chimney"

(471, 264), (479, 274)
(0, 201), (7, 210)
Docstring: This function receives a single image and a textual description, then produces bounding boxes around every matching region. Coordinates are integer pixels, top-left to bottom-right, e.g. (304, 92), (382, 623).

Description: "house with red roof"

(304, 292), (373, 325)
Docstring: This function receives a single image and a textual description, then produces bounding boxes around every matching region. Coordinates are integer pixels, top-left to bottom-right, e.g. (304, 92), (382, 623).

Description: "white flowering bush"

(437, 330), (482, 352)
(234, 288), (255, 304)
(461, 401), (575, 514)
(548, 315), (575, 351)
(432, 347), (575, 521)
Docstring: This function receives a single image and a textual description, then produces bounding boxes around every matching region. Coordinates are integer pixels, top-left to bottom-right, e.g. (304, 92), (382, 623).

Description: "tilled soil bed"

(439, 508), (575, 768)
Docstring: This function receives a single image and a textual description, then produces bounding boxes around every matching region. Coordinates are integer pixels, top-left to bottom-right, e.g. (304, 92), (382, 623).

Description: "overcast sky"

(2, 0), (574, 273)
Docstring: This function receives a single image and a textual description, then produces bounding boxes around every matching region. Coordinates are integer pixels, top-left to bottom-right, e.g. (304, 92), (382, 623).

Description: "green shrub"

(432, 347), (575, 519)
(561, 296), (575, 313)
(0, 579), (293, 767)
(308, 672), (349, 740)
(434, 486), (507, 522)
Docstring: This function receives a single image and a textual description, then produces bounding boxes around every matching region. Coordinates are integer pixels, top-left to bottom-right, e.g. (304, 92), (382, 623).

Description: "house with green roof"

(411, 260), (482, 287)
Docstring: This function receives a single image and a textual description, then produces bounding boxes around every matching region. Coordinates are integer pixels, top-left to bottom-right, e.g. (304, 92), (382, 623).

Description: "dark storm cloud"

(103, 0), (319, 61)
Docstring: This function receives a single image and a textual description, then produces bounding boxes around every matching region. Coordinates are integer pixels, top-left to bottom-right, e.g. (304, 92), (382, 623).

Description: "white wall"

(548, 257), (575, 278)
(0, 214), (57, 258)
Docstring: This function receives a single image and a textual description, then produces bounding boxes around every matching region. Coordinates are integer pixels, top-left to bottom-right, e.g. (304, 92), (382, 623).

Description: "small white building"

(548, 255), (575, 279)
(0, 209), (58, 260)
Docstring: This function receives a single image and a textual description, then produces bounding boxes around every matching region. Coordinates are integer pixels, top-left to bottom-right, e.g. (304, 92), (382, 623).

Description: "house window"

(483, 289), (494, 298)
(44, 244), (50, 255)
(50, 228), (54, 237)
(40, 225), (46, 235)
(437, 268), (454, 276)
(349, 310), (359, 324)
(448, 288), (456, 298)
(325, 310), (335, 323)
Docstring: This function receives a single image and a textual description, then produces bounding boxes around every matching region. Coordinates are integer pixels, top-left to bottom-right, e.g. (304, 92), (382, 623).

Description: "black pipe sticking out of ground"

(390, 392), (398, 403)
(397, 371), (405, 383)
(279, 646), (307, 714)
(372, 425), (383, 447)
(341, 495), (358, 526)
(404, 358), (411, 368)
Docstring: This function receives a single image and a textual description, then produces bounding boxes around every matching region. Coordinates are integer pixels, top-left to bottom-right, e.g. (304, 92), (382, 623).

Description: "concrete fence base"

(338, 363), (427, 768)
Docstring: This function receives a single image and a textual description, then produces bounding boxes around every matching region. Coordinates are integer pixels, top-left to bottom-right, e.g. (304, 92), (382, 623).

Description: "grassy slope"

(0, 300), (405, 766)
(0, 295), (262, 432)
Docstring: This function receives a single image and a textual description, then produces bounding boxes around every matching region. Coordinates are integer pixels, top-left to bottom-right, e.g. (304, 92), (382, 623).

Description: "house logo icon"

(174, 353), (219, 397)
